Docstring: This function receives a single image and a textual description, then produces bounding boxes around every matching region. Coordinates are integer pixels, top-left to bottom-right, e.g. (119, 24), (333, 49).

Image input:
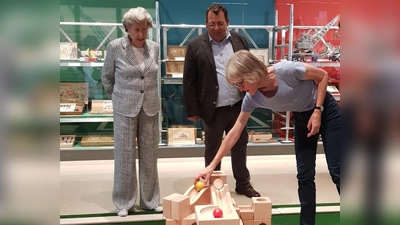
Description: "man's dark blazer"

(183, 31), (249, 122)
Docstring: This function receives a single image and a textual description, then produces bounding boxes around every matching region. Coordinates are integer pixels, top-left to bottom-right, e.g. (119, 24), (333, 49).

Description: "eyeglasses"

(207, 22), (225, 28)
(232, 79), (244, 88)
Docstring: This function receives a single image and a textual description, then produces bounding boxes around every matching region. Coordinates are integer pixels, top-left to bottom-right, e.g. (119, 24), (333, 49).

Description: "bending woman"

(194, 50), (340, 225)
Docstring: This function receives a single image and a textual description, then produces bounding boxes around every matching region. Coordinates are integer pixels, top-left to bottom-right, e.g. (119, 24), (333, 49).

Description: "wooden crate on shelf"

(60, 82), (88, 115)
(167, 128), (196, 145)
(248, 131), (273, 143)
(60, 102), (85, 115)
(90, 100), (113, 114)
(60, 135), (76, 148)
(165, 61), (184, 78)
(81, 135), (114, 147)
(167, 46), (186, 60)
(60, 42), (78, 60)
(250, 48), (269, 64)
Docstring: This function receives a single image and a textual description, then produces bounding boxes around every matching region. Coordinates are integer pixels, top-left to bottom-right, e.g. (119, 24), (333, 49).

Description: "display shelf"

(308, 62), (340, 67)
(162, 77), (183, 84)
(60, 111), (113, 123)
(61, 142), (114, 151)
(274, 60), (340, 68)
(60, 61), (104, 67)
(60, 141), (324, 161)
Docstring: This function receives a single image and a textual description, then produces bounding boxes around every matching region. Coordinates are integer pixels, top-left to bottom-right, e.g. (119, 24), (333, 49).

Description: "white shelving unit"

(59, 3), (337, 160)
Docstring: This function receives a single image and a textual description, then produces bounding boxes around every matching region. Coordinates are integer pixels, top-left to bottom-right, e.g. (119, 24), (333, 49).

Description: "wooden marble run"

(163, 171), (272, 225)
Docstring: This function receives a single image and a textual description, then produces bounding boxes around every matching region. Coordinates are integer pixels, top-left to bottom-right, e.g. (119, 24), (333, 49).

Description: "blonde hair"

(225, 50), (267, 84)
(122, 7), (153, 31)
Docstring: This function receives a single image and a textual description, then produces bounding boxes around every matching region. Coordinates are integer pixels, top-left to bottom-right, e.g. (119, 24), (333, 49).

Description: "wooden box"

(168, 128), (196, 145)
(250, 48), (269, 64)
(60, 82), (88, 115)
(60, 102), (85, 115)
(170, 125), (195, 128)
(81, 135), (114, 147)
(60, 135), (76, 148)
(90, 100), (113, 114)
(165, 61), (184, 78)
(60, 42), (78, 60)
(249, 131), (273, 143)
(167, 46), (186, 60)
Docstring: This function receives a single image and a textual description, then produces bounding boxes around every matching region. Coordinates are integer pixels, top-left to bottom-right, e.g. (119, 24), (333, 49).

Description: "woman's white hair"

(225, 50), (267, 84)
(122, 7), (153, 30)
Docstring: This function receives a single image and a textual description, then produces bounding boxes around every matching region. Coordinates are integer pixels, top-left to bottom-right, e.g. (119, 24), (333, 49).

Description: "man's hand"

(307, 110), (322, 137)
(187, 116), (199, 122)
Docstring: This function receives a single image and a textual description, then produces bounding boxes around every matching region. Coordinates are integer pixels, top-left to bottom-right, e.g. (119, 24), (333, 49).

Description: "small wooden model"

(162, 171), (272, 225)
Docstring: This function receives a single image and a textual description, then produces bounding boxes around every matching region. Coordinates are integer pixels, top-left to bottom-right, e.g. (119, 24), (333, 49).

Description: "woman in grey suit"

(101, 7), (162, 217)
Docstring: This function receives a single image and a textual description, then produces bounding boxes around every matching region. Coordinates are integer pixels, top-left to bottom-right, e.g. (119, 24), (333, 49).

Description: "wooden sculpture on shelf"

(163, 171), (272, 225)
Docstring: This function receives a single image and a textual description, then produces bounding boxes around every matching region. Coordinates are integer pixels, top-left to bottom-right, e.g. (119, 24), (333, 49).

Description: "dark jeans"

(292, 93), (340, 225)
(203, 100), (251, 190)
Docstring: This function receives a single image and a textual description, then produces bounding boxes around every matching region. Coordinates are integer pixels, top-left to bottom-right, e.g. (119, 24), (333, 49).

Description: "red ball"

(213, 208), (223, 218)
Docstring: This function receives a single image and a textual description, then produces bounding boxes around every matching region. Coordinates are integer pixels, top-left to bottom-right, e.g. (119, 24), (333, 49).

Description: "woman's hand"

(307, 110), (322, 137)
(194, 165), (215, 186)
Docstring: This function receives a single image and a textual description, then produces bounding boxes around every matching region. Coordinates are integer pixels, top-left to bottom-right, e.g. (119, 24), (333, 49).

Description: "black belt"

(219, 100), (242, 108)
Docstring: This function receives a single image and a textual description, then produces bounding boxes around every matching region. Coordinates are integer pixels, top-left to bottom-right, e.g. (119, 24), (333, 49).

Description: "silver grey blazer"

(101, 35), (161, 117)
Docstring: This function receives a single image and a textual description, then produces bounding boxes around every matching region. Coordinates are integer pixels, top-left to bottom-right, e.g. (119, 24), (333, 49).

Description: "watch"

(314, 106), (324, 112)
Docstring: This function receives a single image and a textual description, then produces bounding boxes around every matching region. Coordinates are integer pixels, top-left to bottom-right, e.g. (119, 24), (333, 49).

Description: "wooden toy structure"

(163, 171), (272, 225)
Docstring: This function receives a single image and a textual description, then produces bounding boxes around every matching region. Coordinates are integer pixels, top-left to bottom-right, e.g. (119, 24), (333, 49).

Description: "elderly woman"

(101, 7), (162, 216)
(195, 50), (340, 225)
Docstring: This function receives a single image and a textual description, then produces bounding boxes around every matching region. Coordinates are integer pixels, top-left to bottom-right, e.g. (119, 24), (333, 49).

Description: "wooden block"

(251, 197), (272, 219)
(181, 213), (197, 225)
(231, 198), (237, 207)
(163, 193), (181, 218)
(253, 219), (262, 225)
(195, 205), (240, 225)
(242, 219), (253, 225)
(235, 206), (240, 217)
(239, 205), (254, 220)
(253, 218), (271, 225)
(166, 218), (178, 225)
(171, 195), (191, 221)
(189, 186), (211, 213)
(263, 218), (272, 225)
(210, 171), (227, 185)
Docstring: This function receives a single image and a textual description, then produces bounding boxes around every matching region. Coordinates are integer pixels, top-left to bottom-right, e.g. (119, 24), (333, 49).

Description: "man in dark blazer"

(183, 4), (260, 198)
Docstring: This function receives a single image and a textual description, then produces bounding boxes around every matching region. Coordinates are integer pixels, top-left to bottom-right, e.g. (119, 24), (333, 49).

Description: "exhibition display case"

(59, 1), (339, 160)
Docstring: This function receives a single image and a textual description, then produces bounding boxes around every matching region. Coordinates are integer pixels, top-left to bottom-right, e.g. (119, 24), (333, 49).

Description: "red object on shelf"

(213, 208), (223, 218)
(87, 58), (98, 61)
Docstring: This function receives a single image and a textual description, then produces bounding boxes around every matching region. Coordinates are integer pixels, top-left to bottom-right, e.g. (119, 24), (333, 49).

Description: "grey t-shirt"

(242, 61), (317, 113)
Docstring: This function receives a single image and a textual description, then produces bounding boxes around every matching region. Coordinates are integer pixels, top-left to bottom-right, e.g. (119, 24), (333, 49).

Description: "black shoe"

(235, 186), (261, 198)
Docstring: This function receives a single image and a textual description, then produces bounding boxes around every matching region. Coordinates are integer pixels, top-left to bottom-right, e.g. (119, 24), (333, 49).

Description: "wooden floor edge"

(60, 214), (164, 225)
(273, 205), (340, 215)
